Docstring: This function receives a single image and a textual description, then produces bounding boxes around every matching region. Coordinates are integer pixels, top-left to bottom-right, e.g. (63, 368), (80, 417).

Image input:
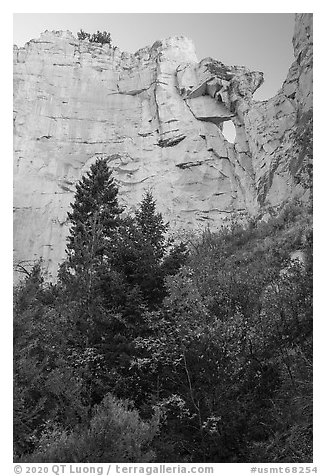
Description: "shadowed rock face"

(13, 14), (312, 279)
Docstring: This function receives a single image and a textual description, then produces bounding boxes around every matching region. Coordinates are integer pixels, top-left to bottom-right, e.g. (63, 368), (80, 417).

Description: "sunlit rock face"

(13, 14), (312, 278)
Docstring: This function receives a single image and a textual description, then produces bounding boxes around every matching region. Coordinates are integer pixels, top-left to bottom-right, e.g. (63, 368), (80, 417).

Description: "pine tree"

(58, 157), (124, 337)
(57, 158), (127, 403)
(64, 158), (122, 276)
(116, 191), (167, 306)
(135, 190), (168, 261)
(113, 191), (188, 308)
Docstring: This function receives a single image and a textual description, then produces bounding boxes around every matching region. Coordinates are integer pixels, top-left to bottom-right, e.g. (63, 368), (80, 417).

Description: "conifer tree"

(114, 191), (188, 308)
(58, 157), (123, 314)
(135, 191), (169, 261)
(65, 158), (122, 274)
(57, 158), (126, 401)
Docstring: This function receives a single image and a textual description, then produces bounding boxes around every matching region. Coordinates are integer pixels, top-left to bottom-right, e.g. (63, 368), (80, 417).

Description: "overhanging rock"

(186, 96), (235, 124)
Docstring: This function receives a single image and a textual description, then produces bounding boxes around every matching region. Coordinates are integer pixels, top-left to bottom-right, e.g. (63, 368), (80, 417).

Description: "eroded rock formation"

(13, 14), (312, 278)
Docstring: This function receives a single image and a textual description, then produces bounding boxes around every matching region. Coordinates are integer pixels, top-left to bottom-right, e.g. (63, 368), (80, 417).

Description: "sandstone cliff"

(13, 13), (312, 278)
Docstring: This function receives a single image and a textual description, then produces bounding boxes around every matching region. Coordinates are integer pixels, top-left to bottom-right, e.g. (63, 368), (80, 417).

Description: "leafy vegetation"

(14, 157), (312, 463)
(21, 394), (161, 463)
(77, 29), (112, 46)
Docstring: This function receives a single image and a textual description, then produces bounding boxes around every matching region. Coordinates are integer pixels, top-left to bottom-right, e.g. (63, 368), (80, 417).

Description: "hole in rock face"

(221, 120), (236, 143)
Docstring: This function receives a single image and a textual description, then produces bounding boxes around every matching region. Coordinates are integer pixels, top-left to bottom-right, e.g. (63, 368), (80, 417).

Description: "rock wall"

(13, 14), (312, 278)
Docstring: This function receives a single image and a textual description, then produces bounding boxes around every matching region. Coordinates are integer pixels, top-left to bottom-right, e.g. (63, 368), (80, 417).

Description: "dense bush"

(21, 394), (161, 463)
(77, 29), (112, 46)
